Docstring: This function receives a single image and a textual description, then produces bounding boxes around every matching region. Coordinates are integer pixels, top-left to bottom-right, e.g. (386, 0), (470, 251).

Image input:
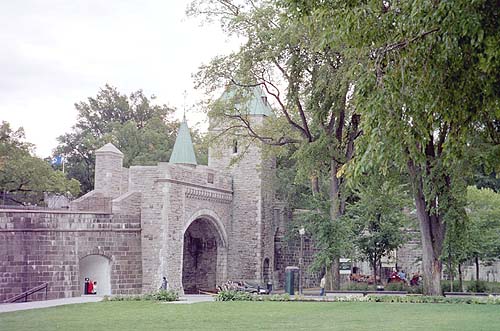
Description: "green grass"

(1, 301), (499, 331)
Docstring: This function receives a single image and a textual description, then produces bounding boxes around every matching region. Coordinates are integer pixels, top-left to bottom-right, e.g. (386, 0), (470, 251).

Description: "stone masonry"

(0, 210), (141, 302)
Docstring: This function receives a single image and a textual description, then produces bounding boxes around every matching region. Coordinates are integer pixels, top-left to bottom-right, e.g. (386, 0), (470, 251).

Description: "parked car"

(242, 281), (269, 294)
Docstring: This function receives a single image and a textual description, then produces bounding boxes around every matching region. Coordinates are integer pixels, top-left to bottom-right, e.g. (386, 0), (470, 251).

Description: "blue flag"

(51, 155), (63, 165)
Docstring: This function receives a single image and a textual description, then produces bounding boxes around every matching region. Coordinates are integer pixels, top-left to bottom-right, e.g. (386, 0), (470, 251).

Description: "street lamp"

(298, 227), (305, 295)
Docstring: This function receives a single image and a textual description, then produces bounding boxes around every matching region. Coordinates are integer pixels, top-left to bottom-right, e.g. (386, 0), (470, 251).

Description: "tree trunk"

(310, 176), (320, 196)
(408, 160), (445, 296)
(448, 252), (453, 292)
(458, 263), (464, 292)
(475, 256), (480, 287)
(329, 161), (342, 290)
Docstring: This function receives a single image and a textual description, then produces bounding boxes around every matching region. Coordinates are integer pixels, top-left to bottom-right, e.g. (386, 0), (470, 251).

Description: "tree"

(189, 0), (361, 289)
(0, 121), (79, 205)
(55, 85), (207, 194)
(348, 172), (410, 282)
(287, 0), (500, 295)
(466, 187), (500, 282)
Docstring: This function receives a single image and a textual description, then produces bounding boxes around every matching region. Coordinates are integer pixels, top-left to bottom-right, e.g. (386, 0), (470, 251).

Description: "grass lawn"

(1, 301), (499, 331)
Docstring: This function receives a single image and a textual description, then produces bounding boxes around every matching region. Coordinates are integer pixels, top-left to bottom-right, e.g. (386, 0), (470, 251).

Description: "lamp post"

(299, 227), (305, 295)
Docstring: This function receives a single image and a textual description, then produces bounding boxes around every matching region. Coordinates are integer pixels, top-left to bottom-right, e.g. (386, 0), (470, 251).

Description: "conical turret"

(169, 118), (197, 166)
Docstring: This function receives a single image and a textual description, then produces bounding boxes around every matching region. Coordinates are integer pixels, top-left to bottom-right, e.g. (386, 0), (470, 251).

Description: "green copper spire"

(169, 118), (197, 166)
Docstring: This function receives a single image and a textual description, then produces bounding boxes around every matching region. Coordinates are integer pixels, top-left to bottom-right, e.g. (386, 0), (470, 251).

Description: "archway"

(182, 217), (226, 294)
(79, 255), (111, 296)
(263, 258), (271, 284)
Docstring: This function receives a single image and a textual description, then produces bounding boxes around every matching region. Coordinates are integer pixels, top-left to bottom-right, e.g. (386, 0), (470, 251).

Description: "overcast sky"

(0, 0), (237, 157)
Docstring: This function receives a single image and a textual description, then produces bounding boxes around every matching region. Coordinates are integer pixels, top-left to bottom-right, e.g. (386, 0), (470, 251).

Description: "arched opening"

(263, 258), (271, 284)
(182, 217), (226, 294)
(79, 255), (111, 296)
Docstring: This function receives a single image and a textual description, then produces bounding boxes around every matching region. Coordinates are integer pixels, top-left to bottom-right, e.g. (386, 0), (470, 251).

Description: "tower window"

(233, 140), (238, 154)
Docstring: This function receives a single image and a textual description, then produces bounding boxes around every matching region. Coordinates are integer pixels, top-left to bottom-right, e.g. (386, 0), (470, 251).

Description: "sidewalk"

(0, 296), (103, 314)
(0, 294), (215, 313)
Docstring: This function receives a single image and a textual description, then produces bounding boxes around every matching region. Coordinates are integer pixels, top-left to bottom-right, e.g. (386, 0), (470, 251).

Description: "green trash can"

(285, 266), (299, 295)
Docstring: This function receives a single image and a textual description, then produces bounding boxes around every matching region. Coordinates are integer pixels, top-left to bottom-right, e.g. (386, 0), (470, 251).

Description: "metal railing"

(3, 283), (48, 303)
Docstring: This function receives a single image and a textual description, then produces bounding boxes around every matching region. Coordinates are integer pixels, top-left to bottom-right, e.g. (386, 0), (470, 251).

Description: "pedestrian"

(160, 276), (168, 290)
(84, 277), (90, 295)
(87, 279), (94, 295)
(320, 275), (326, 296)
(92, 281), (98, 294)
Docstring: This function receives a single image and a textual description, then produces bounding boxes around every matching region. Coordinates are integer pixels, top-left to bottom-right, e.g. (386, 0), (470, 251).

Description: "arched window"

(233, 140), (238, 154)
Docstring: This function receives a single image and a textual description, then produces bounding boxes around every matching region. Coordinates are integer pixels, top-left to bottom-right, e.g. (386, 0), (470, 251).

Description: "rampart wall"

(0, 210), (142, 302)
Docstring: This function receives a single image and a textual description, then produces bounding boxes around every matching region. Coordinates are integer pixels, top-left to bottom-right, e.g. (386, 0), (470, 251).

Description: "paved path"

(0, 294), (214, 313)
(172, 294), (215, 304)
(0, 296), (103, 314)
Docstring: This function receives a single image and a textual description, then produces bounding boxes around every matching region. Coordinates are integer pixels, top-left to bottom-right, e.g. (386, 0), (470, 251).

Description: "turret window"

(233, 140), (238, 154)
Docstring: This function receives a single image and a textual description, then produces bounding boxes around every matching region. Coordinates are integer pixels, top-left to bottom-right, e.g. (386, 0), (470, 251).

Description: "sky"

(0, 0), (238, 157)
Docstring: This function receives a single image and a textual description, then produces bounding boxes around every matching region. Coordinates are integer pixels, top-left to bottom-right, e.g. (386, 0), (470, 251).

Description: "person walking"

(320, 275), (326, 296)
(160, 276), (168, 290)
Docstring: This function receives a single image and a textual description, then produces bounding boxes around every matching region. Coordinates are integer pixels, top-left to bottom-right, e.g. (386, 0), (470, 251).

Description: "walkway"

(0, 296), (103, 314)
(0, 294), (214, 313)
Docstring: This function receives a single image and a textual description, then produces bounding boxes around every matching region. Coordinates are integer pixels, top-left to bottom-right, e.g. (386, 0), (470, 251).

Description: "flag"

(51, 155), (63, 166)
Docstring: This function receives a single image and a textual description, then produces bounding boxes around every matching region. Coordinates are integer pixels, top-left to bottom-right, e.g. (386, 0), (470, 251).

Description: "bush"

(441, 280), (463, 293)
(361, 295), (500, 305)
(441, 280), (500, 293)
(216, 290), (256, 301)
(467, 281), (488, 293)
(341, 283), (375, 291)
(106, 290), (179, 302)
(149, 290), (179, 301)
(384, 282), (408, 292)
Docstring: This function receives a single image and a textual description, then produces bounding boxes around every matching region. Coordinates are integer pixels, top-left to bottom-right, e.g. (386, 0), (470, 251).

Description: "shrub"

(441, 280), (463, 293)
(467, 281), (488, 293)
(106, 290), (179, 302)
(441, 280), (500, 293)
(215, 290), (255, 301)
(341, 283), (375, 291)
(384, 282), (408, 292)
(149, 290), (179, 301)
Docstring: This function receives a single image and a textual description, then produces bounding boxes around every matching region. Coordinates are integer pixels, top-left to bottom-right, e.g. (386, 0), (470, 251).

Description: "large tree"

(287, 0), (500, 295)
(0, 121), (79, 205)
(55, 85), (207, 194)
(189, 0), (361, 289)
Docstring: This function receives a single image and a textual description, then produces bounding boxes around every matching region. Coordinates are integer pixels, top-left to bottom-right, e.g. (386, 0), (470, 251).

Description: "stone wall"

(70, 190), (112, 213)
(0, 210), (142, 302)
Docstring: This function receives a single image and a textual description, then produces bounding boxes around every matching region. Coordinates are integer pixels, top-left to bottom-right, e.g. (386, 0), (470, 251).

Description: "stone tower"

(208, 86), (276, 284)
(94, 143), (124, 199)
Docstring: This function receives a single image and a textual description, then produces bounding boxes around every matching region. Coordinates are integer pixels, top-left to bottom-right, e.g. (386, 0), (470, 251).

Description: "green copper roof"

(220, 86), (273, 116)
(169, 119), (197, 165)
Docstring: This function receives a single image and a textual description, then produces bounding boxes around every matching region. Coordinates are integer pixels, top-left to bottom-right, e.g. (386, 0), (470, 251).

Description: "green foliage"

(341, 283), (374, 291)
(465, 281), (488, 294)
(215, 290), (256, 301)
(0, 121), (80, 205)
(286, 0), (500, 296)
(106, 290), (179, 302)
(466, 187), (500, 263)
(215, 290), (292, 302)
(55, 85), (207, 194)
(346, 171), (410, 278)
(297, 194), (355, 273)
(360, 295), (500, 305)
